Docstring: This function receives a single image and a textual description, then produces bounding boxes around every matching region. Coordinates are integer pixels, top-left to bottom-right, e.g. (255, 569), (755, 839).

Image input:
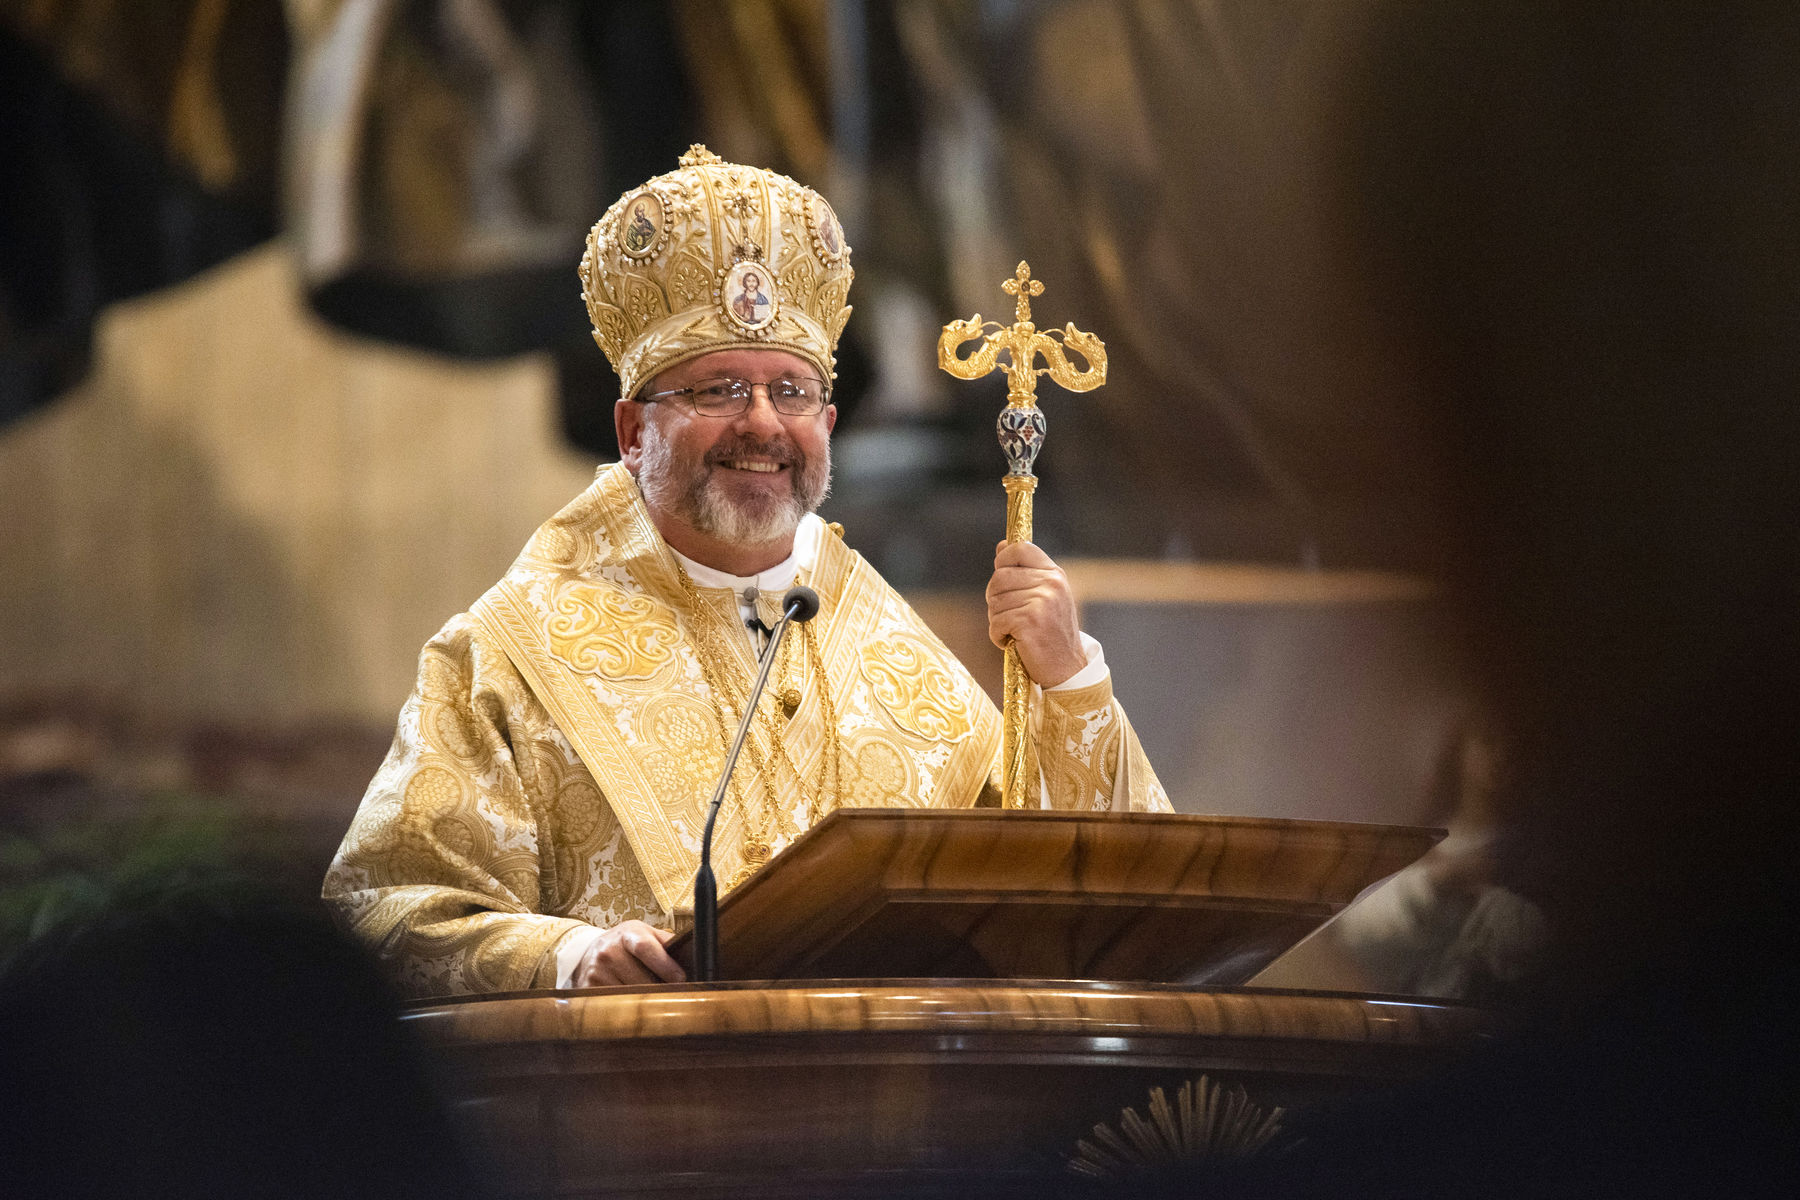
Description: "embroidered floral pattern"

(859, 637), (974, 742)
(545, 584), (681, 679)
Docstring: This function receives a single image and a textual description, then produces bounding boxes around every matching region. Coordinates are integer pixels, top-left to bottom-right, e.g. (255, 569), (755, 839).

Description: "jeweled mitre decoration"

(579, 144), (855, 398)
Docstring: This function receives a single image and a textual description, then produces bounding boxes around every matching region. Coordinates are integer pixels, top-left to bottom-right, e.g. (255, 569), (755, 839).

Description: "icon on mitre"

(619, 192), (665, 259)
(724, 260), (776, 330)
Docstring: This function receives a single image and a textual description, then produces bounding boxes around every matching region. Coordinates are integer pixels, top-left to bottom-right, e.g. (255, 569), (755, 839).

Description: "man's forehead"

(657, 348), (816, 384)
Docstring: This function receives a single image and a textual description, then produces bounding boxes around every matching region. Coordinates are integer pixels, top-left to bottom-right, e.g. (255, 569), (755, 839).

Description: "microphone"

(692, 585), (820, 982)
(780, 583), (820, 623)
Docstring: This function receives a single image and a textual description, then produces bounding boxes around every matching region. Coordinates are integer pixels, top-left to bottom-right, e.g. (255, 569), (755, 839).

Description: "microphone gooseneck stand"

(691, 584), (821, 983)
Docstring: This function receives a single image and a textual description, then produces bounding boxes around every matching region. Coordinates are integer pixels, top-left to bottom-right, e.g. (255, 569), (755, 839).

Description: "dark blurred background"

(3, 0), (1795, 1112)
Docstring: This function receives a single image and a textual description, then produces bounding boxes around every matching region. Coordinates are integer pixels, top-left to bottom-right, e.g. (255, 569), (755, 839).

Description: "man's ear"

(615, 398), (645, 470)
(824, 403), (837, 435)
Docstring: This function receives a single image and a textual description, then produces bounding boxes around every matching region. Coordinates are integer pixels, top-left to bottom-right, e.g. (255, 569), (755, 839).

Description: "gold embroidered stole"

(472, 465), (1001, 914)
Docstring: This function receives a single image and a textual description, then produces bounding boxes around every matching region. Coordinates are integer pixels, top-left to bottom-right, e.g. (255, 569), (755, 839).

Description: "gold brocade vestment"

(325, 465), (1169, 997)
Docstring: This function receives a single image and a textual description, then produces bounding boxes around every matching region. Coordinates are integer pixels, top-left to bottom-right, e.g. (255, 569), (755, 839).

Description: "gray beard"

(636, 418), (832, 546)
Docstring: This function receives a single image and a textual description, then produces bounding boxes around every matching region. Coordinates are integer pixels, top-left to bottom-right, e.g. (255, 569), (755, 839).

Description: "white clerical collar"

(668, 514), (823, 593)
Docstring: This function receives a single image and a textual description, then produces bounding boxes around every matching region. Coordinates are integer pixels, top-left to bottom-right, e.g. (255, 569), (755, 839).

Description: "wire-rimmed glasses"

(637, 376), (831, 417)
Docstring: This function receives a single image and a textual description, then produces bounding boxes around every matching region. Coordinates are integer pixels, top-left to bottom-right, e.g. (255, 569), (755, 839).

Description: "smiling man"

(323, 147), (1169, 998)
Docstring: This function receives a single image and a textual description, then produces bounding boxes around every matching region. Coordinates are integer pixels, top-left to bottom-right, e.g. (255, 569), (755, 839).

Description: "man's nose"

(735, 384), (787, 436)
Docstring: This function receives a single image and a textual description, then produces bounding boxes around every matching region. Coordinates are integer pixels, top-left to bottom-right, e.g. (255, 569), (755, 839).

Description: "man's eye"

(697, 381), (747, 401)
(770, 380), (805, 399)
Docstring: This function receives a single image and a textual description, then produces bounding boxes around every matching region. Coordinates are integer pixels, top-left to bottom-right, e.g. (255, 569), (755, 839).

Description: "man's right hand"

(570, 920), (686, 986)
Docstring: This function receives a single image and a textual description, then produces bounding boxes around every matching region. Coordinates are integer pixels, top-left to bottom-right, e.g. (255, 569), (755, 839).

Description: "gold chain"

(776, 621), (800, 717)
(743, 600), (842, 839)
(669, 563), (843, 886)
(670, 567), (784, 868)
(801, 618), (844, 827)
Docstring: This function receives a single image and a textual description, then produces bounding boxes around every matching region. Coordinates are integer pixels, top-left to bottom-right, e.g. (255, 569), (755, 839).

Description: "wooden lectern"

(406, 811), (1488, 1198)
(665, 809), (1439, 983)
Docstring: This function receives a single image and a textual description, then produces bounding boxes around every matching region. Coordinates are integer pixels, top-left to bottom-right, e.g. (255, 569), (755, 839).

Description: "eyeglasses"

(637, 376), (831, 417)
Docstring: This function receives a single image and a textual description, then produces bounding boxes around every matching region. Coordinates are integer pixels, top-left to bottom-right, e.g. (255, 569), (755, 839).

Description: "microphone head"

(782, 585), (821, 623)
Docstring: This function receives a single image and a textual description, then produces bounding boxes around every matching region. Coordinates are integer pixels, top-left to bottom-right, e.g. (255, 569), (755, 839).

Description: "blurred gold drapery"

(1, 0), (285, 193)
(884, 0), (1447, 562)
(673, 0), (1450, 565)
(671, 0), (832, 183)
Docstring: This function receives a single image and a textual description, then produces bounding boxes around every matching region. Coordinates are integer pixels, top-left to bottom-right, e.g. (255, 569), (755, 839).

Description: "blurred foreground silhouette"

(0, 873), (489, 1199)
(1086, 2), (1800, 1194)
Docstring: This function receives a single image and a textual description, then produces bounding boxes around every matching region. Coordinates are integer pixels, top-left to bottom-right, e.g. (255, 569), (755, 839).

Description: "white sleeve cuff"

(553, 924), (606, 988)
(1045, 631), (1108, 693)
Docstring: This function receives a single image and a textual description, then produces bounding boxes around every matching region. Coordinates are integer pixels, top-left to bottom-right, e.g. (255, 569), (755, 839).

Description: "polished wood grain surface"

(409, 979), (1480, 1046)
(409, 983), (1490, 1199)
(666, 810), (1441, 983)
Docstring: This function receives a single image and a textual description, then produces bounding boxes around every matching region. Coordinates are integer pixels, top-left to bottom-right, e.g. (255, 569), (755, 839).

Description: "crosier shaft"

(1002, 474), (1037, 809)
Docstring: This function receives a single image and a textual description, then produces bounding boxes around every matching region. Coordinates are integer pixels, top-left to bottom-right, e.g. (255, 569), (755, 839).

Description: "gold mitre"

(579, 145), (854, 398)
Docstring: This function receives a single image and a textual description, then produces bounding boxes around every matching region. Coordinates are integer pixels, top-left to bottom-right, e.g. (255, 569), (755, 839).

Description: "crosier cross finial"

(1001, 261), (1044, 325)
(936, 261), (1108, 809)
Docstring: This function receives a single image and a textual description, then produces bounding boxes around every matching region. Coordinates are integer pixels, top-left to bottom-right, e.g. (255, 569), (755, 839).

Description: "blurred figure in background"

(1260, 712), (1546, 1002)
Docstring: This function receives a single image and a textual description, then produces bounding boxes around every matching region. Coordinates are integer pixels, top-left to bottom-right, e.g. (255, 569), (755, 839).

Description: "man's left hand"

(986, 540), (1088, 688)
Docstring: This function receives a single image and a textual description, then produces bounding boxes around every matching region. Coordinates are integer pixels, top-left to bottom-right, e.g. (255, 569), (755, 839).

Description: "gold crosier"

(938, 262), (1107, 808)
